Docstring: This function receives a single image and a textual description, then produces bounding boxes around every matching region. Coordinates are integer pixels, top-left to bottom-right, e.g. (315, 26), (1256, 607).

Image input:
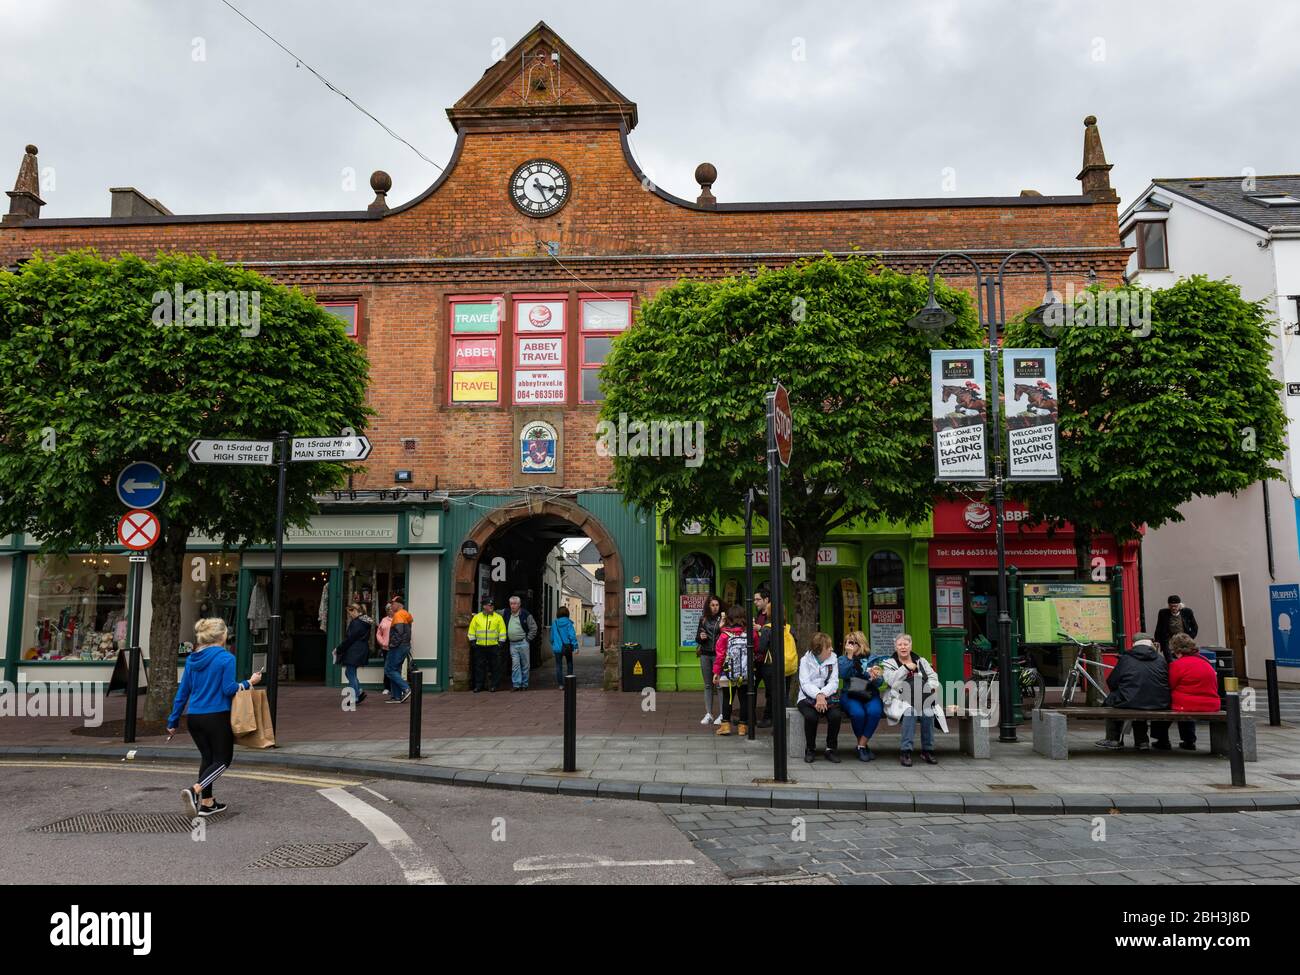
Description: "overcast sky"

(3, 0), (1297, 219)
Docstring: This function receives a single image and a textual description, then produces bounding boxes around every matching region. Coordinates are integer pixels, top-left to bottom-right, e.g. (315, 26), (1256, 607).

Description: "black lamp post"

(908, 251), (1060, 743)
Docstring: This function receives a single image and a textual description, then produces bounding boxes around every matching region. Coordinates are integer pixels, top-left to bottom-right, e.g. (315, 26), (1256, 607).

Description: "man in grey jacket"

(502, 595), (540, 691)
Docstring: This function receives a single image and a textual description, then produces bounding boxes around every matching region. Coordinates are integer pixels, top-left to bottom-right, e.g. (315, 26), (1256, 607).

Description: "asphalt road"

(0, 759), (723, 885)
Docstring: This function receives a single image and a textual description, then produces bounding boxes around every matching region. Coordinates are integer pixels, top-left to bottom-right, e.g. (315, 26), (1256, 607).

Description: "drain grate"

(988, 784), (1038, 791)
(36, 812), (195, 835)
(248, 842), (367, 869)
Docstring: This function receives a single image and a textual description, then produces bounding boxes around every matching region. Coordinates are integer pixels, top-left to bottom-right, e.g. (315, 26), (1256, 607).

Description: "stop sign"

(772, 382), (792, 467)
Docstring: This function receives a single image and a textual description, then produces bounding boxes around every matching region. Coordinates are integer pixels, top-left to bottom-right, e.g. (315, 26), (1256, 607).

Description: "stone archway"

(451, 497), (623, 690)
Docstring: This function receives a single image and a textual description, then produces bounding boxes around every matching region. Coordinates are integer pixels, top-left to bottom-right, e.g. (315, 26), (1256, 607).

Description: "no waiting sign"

(117, 509), (161, 551)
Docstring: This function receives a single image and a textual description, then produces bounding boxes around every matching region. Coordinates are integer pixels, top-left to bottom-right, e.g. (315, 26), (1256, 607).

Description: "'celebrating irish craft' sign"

(1003, 348), (1060, 480)
(931, 350), (989, 481)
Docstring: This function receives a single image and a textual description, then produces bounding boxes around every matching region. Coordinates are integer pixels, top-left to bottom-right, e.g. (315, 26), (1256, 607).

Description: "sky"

(3, 0), (1298, 219)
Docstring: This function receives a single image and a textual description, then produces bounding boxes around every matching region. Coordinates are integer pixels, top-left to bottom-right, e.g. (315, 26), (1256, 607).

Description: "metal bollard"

(408, 666), (423, 760)
(124, 645), (141, 744)
(563, 673), (577, 772)
(1266, 659), (1281, 727)
(1224, 680), (1246, 787)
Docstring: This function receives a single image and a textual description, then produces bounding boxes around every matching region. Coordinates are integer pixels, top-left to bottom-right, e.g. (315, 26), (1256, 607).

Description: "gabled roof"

(1149, 176), (1300, 231)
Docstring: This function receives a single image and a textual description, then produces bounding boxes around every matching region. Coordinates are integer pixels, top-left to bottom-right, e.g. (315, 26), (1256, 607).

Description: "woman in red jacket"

(1151, 634), (1220, 751)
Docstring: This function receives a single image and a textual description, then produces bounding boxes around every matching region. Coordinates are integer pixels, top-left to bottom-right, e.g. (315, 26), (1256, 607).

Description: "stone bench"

(1032, 707), (1257, 762)
(785, 705), (991, 758)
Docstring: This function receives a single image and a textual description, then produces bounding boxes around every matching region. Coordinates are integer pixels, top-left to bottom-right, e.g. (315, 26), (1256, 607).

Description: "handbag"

(846, 676), (872, 702)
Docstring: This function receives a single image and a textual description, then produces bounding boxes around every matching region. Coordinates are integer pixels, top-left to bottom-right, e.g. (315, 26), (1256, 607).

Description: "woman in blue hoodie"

(550, 605), (579, 687)
(167, 617), (260, 817)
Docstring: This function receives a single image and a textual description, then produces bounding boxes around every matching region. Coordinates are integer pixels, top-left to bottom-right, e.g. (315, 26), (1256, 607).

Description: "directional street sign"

(291, 435), (372, 462)
(116, 461), (166, 509)
(188, 439), (275, 465)
(117, 509), (161, 551)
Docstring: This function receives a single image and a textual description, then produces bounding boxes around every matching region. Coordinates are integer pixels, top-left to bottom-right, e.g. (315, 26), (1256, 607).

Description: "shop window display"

(342, 552), (407, 658)
(22, 555), (130, 662)
(179, 554), (240, 656)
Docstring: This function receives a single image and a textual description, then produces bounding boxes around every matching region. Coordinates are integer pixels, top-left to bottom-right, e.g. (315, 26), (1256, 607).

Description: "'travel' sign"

(290, 436), (372, 462)
(772, 382), (792, 467)
(188, 439), (274, 465)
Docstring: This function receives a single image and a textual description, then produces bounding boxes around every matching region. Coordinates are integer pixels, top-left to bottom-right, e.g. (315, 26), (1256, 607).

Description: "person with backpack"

(796, 631), (843, 763)
(712, 604), (754, 736)
(839, 630), (885, 762)
(550, 605), (579, 687)
(695, 594), (725, 726)
(754, 606), (798, 728)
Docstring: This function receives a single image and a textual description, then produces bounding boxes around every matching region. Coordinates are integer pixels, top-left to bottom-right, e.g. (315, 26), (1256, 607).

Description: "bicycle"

(968, 642), (1047, 712)
(1058, 631), (1114, 704)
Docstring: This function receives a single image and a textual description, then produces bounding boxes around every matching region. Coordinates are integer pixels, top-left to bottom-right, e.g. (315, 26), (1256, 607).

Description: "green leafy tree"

(600, 256), (981, 646)
(1004, 276), (1285, 574)
(0, 251), (371, 721)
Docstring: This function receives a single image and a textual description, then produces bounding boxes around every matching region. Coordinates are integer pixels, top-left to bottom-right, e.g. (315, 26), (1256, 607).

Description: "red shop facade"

(928, 498), (1142, 684)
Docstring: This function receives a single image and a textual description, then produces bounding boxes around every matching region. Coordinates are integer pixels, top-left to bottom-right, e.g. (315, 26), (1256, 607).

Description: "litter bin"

(620, 642), (656, 692)
(930, 627), (966, 689)
(1204, 647), (1233, 707)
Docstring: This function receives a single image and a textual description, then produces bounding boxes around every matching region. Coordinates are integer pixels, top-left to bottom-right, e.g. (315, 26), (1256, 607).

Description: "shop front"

(656, 516), (934, 691)
(2, 507), (445, 690)
(928, 498), (1141, 684)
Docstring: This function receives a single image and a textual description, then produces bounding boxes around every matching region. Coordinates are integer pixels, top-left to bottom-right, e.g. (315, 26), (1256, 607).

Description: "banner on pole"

(1003, 348), (1061, 480)
(931, 350), (989, 481)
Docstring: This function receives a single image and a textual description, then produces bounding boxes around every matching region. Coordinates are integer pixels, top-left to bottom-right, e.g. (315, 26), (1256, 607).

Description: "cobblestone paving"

(663, 806), (1300, 885)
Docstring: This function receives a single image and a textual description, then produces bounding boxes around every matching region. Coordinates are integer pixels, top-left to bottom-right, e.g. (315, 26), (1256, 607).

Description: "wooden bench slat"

(1043, 707), (1225, 720)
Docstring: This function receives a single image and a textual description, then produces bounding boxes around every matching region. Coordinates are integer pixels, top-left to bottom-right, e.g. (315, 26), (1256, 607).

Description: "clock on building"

(510, 159), (570, 217)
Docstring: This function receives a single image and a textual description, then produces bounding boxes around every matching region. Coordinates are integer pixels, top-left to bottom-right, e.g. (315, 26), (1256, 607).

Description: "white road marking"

(360, 786), (390, 803)
(318, 787), (445, 885)
(514, 854), (695, 872)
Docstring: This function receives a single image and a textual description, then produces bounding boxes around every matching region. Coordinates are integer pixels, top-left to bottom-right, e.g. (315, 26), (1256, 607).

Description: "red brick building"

(1, 22), (1129, 692)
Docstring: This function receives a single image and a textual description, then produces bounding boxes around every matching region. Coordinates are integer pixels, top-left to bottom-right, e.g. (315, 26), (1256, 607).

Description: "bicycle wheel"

(1023, 672), (1046, 712)
(1060, 667), (1077, 705)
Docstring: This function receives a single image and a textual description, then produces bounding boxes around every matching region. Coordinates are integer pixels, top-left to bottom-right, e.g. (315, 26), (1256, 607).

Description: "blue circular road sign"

(116, 461), (166, 509)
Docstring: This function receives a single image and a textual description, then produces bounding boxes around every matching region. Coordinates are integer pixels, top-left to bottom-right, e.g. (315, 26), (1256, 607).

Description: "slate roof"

(1151, 176), (1300, 231)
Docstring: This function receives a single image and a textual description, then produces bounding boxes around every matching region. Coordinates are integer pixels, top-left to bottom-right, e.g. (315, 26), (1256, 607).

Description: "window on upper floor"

(320, 300), (360, 339)
(579, 294), (633, 404)
(1134, 221), (1168, 270)
(448, 295), (504, 405)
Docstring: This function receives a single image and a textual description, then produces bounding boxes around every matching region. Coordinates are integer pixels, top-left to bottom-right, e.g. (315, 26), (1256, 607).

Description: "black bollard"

(408, 666), (423, 759)
(1225, 686), (1246, 787)
(1266, 659), (1281, 727)
(124, 645), (140, 744)
(563, 673), (577, 772)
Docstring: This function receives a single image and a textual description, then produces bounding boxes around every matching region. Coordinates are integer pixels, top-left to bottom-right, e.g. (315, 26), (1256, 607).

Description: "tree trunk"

(785, 529), (825, 653)
(142, 525), (188, 722)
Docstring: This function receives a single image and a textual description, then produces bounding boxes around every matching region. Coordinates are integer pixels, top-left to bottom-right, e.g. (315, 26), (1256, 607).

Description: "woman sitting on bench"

(1150, 634), (1219, 752)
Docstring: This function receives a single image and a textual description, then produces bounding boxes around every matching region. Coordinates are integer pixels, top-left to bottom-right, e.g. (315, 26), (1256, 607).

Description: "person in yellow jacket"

(469, 596), (507, 692)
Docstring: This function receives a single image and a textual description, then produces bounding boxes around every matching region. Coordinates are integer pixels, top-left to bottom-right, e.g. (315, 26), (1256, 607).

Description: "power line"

(218, 0), (442, 171)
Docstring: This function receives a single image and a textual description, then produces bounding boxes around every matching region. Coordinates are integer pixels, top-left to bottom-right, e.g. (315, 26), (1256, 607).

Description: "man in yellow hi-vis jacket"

(468, 596), (507, 692)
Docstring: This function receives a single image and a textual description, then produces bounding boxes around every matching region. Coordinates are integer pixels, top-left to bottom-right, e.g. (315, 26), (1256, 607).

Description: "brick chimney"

(4, 144), (45, 224)
(1077, 115), (1118, 203)
(109, 187), (172, 217)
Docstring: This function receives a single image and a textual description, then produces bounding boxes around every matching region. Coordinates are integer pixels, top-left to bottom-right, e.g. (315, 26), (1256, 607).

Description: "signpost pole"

(745, 488), (756, 741)
(123, 557), (145, 744)
(266, 430), (290, 729)
(985, 277), (1017, 744)
(767, 389), (789, 782)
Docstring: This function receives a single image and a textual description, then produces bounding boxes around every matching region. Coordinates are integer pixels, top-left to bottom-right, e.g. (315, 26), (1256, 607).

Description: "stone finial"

(369, 170), (392, 212)
(4, 144), (45, 224)
(695, 162), (717, 207)
(1077, 115), (1119, 203)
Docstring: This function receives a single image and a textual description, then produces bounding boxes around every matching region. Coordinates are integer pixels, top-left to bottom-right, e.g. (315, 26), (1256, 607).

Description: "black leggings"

(188, 711), (234, 800)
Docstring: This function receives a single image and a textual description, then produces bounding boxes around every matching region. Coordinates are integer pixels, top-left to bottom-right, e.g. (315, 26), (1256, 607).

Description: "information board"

(1022, 581), (1114, 644)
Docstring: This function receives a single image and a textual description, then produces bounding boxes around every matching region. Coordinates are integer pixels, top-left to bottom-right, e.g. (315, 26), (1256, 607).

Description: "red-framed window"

(512, 294), (567, 405)
(579, 293), (633, 403)
(319, 300), (361, 339)
(447, 294), (504, 405)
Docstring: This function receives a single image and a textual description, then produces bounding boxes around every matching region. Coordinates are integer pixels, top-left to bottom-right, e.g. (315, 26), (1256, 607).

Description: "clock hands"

(531, 175), (558, 200)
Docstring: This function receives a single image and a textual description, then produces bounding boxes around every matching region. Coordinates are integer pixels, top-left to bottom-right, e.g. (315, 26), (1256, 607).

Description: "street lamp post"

(909, 251), (1059, 744)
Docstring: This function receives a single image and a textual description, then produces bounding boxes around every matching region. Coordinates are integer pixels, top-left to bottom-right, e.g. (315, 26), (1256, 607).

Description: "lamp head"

(907, 293), (956, 333)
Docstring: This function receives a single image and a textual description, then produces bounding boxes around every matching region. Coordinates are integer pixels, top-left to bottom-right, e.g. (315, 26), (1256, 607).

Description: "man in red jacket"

(1151, 634), (1220, 751)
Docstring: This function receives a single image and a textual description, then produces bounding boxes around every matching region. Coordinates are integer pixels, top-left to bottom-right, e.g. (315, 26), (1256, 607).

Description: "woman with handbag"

(796, 632), (843, 763)
(881, 633), (940, 767)
(335, 603), (372, 705)
(838, 630), (884, 762)
(167, 617), (260, 817)
(695, 595), (725, 725)
(550, 605), (579, 686)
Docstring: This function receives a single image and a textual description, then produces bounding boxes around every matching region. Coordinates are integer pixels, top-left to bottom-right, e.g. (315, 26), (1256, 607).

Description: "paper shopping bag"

(230, 688), (257, 735)
(235, 688), (277, 749)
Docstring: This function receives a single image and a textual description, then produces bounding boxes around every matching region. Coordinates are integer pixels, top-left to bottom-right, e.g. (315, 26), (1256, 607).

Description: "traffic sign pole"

(123, 554), (145, 744)
(266, 430), (290, 729)
(767, 387), (789, 783)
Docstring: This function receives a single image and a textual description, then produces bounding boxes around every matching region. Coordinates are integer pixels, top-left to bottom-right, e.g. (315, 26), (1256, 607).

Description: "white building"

(1121, 176), (1300, 685)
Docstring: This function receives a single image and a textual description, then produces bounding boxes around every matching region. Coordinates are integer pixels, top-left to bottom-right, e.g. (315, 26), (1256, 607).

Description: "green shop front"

(654, 516), (934, 692)
(2, 506), (446, 690)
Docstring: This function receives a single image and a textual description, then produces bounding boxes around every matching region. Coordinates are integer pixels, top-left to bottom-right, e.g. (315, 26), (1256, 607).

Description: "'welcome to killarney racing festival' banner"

(931, 350), (989, 481)
(1003, 348), (1061, 480)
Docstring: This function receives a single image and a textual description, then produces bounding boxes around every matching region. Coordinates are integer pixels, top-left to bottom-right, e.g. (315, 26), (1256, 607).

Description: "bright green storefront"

(654, 515), (934, 691)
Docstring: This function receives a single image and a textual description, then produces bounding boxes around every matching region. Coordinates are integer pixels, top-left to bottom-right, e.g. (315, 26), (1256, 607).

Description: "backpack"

(782, 626), (798, 676)
(722, 631), (750, 684)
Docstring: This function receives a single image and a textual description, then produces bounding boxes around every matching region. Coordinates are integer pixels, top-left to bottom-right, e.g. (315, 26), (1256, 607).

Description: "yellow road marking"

(0, 760), (359, 789)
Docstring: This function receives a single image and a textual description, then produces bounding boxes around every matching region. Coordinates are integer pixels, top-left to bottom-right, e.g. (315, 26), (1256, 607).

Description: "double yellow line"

(0, 759), (359, 789)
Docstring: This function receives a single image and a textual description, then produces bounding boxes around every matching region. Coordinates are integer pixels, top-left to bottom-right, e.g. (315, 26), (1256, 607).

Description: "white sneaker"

(700, 713), (713, 725)
(713, 714), (723, 725)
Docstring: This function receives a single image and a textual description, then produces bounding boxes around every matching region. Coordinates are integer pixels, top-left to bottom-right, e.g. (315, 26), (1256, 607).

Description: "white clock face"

(510, 159), (570, 217)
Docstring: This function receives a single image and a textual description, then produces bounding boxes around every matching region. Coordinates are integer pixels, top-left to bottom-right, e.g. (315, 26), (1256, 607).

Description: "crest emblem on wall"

(520, 421), (558, 474)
